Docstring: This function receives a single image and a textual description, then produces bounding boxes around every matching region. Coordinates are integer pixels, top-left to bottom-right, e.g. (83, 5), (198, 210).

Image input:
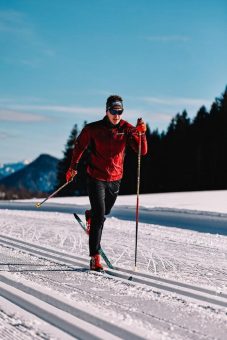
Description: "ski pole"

(35, 179), (73, 208)
(134, 131), (142, 271)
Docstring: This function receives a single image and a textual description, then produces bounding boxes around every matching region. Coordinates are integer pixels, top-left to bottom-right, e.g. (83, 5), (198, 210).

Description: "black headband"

(107, 101), (123, 110)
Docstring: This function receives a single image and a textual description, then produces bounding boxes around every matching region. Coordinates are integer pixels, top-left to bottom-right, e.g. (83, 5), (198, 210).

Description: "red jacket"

(70, 116), (148, 181)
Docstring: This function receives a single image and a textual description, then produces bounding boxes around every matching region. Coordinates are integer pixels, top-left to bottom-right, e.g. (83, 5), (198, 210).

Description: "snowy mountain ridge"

(0, 154), (59, 193)
(0, 160), (30, 179)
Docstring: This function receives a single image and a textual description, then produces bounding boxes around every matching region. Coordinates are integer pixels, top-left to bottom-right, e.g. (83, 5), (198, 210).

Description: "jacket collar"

(103, 115), (122, 129)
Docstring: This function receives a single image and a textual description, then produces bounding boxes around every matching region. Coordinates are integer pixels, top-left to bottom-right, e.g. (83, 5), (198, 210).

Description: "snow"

(0, 296), (74, 340)
(1, 191), (227, 339)
(28, 189), (227, 214)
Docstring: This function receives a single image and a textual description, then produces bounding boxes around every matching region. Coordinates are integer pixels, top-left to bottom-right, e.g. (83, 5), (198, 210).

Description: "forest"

(55, 87), (227, 196)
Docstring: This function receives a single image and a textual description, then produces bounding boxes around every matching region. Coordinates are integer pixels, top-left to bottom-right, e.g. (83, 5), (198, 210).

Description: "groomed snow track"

(0, 278), (122, 340)
(0, 235), (149, 340)
(0, 233), (227, 312)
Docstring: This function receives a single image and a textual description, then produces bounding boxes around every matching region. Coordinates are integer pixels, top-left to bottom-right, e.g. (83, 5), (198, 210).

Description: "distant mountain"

(0, 160), (30, 179)
(0, 154), (59, 193)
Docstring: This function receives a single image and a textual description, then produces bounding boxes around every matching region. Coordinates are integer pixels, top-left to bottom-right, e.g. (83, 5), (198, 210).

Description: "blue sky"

(0, 0), (226, 163)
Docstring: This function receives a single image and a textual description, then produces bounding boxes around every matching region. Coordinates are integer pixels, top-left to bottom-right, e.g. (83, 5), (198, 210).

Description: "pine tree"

(140, 124), (154, 193)
(55, 124), (79, 196)
(75, 121), (89, 195)
(146, 128), (164, 192)
(163, 110), (192, 191)
(192, 106), (210, 188)
(120, 144), (138, 194)
(212, 87), (227, 188)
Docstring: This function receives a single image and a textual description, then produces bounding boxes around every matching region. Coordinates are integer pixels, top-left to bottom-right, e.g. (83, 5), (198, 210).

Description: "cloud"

(0, 97), (15, 103)
(2, 103), (155, 125)
(0, 10), (55, 64)
(0, 96), (44, 104)
(20, 58), (42, 67)
(150, 112), (173, 122)
(7, 104), (103, 115)
(145, 35), (190, 42)
(137, 96), (212, 108)
(0, 10), (32, 37)
(0, 130), (13, 140)
(125, 95), (214, 130)
(0, 109), (49, 122)
(128, 108), (174, 122)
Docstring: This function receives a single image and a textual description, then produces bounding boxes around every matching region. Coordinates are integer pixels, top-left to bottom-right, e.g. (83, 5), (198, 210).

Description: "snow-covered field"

(0, 191), (227, 339)
(17, 189), (227, 214)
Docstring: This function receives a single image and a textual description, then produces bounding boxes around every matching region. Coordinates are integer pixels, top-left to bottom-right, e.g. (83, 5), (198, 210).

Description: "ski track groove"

(0, 273), (217, 340)
(0, 234), (227, 308)
(0, 279), (123, 340)
(28, 272), (220, 340)
(1, 273), (147, 340)
(0, 302), (63, 340)
(0, 252), (222, 340)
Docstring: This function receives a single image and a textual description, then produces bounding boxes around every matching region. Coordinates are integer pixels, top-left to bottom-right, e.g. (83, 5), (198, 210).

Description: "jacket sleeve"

(70, 126), (91, 169)
(127, 127), (148, 155)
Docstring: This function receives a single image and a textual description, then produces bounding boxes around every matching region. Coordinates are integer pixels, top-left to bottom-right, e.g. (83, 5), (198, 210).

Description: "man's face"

(106, 106), (123, 125)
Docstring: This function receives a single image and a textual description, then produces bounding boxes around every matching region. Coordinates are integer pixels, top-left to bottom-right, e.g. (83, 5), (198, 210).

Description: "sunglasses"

(109, 108), (124, 115)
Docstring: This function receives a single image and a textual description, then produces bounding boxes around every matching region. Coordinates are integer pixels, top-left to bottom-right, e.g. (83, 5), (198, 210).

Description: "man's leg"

(105, 180), (121, 215)
(87, 176), (106, 256)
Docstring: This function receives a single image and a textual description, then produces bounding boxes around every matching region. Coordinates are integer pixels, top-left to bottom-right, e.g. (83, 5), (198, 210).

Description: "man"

(66, 95), (147, 271)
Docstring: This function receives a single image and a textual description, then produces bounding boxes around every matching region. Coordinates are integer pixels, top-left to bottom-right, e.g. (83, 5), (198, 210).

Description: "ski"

(73, 213), (114, 269)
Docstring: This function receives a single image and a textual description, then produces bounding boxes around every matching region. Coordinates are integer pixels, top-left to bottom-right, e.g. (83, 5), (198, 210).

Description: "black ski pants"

(87, 175), (121, 256)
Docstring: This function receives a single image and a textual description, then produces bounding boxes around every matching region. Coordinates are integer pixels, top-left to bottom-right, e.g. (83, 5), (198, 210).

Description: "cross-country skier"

(66, 95), (147, 271)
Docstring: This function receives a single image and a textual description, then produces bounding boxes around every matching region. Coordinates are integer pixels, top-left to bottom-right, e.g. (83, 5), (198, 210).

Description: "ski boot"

(90, 254), (104, 271)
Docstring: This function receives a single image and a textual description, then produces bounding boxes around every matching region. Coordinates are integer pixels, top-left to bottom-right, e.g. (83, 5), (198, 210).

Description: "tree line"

(55, 86), (227, 196)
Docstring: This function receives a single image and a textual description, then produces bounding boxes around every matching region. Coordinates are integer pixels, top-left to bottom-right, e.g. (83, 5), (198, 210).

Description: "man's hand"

(136, 118), (147, 133)
(66, 168), (77, 182)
